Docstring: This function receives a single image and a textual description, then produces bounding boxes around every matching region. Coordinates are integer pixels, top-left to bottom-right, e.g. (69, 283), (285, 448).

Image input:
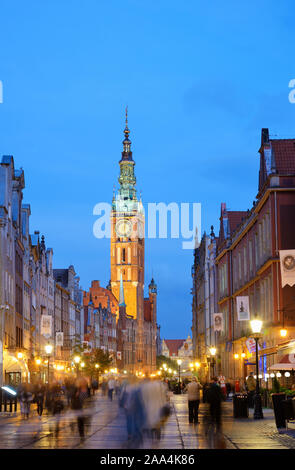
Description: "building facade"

(161, 335), (193, 371)
(191, 228), (218, 381)
(210, 129), (295, 382)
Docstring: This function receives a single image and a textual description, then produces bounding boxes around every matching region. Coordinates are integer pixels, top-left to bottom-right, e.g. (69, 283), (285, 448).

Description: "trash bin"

(233, 393), (249, 418)
(272, 393), (286, 429)
(282, 398), (295, 421)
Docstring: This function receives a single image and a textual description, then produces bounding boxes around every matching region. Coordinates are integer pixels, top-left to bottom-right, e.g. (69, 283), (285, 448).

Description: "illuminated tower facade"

(110, 109), (145, 364)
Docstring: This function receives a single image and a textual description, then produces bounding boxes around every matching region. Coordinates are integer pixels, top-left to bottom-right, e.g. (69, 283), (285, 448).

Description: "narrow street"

(0, 392), (295, 449)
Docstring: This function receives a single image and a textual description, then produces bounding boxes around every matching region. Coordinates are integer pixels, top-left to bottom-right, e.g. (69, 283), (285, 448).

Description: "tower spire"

(125, 106), (129, 136)
(122, 106), (132, 156)
(119, 271), (126, 307)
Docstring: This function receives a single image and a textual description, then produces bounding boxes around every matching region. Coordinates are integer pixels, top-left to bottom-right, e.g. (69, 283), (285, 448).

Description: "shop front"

(3, 351), (29, 387)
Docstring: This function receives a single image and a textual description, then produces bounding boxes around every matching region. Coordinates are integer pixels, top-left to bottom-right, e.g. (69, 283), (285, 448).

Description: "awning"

(277, 340), (295, 355)
(268, 354), (295, 371)
(3, 352), (29, 374)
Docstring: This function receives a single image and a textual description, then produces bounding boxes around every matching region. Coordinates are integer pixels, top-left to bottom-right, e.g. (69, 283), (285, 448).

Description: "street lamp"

(35, 358), (41, 380)
(45, 344), (53, 384)
(250, 318), (264, 419)
(74, 355), (81, 377)
(95, 363), (100, 383)
(177, 359), (182, 393)
(209, 347), (216, 378)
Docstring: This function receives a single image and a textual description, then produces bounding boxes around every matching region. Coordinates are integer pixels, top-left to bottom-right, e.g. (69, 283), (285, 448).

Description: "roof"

(163, 339), (185, 356)
(270, 139), (295, 174)
(217, 204), (248, 250)
(227, 211), (248, 235)
(53, 269), (69, 287)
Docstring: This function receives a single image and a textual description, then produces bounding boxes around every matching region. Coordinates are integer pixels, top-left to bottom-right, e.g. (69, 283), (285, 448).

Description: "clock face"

(115, 219), (132, 237)
(283, 255), (295, 271)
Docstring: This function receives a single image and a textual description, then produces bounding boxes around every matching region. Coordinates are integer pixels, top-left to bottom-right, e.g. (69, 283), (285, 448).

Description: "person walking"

(187, 377), (202, 424)
(246, 372), (256, 408)
(91, 378), (98, 396)
(34, 381), (46, 417)
(107, 377), (116, 401)
(71, 377), (89, 441)
(19, 383), (33, 419)
(207, 377), (224, 431)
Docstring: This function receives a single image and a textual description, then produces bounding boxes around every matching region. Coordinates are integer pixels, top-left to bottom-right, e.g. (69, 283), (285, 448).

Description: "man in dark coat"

(207, 377), (224, 430)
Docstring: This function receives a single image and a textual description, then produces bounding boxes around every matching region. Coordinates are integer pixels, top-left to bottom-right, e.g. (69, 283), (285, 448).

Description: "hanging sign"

(279, 250), (295, 287)
(41, 315), (52, 338)
(246, 337), (258, 354)
(236, 296), (250, 321)
(213, 313), (223, 332)
(56, 332), (64, 347)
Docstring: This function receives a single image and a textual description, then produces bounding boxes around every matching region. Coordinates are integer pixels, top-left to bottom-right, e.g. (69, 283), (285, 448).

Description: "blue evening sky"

(0, 1), (295, 339)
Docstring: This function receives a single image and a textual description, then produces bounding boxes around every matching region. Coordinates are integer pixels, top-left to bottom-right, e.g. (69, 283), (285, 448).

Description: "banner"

(41, 315), (52, 338)
(56, 332), (64, 347)
(236, 296), (250, 321)
(213, 313), (223, 332)
(117, 351), (122, 360)
(279, 250), (295, 287)
(246, 337), (258, 354)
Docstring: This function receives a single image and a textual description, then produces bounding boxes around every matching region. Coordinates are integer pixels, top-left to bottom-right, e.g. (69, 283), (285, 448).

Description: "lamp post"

(45, 344), (53, 384)
(250, 319), (264, 419)
(35, 358), (41, 381)
(74, 355), (81, 377)
(177, 359), (182, 393)
(209, 347), (216, 379)
(95, 363), (100, 384)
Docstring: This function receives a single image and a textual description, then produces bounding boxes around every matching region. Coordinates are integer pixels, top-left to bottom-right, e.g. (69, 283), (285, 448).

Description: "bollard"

(272, 393), (286, 429)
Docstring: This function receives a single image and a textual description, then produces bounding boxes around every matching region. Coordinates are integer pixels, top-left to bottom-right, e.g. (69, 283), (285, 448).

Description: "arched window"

(122, 248), (126, 262)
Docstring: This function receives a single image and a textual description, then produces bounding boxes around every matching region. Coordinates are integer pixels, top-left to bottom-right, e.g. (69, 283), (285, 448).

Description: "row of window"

(219, 214), (272, 297)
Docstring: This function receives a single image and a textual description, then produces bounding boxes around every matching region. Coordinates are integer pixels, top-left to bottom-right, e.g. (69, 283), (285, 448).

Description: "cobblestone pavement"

(0, 392), (294, 449)
(172, 394), (295, 450)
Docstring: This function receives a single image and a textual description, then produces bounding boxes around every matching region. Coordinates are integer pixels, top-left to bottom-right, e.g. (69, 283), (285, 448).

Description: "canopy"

(268, 354), (295, 371)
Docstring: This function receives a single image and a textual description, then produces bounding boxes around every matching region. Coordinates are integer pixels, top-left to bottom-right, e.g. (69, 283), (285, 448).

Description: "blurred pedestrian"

(187, 377), (202, 424)
(19, 383), (33, 419)
(71, 377), (89, 441)
(91, 378), (98, 395)
(101, 380), (107, 396)
(108, 376), (116, 401)
(202, 382), (210, 403)
(115, 378), (120, 397)
(141, 379), (169, 440)
(51, 382), (65, 436)
(119, 379), (146, 447)
(225, 382), (232, 399)
(34, 380), (45, 417)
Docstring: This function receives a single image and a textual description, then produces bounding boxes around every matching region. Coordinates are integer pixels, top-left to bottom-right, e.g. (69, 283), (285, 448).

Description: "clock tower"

(110, 109), (145, 347)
